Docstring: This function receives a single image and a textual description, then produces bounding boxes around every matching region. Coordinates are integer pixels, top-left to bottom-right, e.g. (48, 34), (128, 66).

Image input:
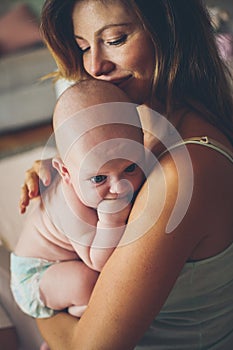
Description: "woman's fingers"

(26, 168), (41, 197)
(25, 159), (54, 194)
(38, 159), (54, 187)
(19, 159), (54, 214)
(19, 171), (40, 214)
(19, 183), (31, 214)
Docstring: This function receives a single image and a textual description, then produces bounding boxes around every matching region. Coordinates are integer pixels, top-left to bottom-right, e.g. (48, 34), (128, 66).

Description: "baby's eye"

(90, 175), (107, 184)
(107, 34), (127, 46)
(125, 163), (137, 173)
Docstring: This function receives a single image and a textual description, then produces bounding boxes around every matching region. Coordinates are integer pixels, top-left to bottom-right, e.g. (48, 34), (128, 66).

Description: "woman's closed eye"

(75, 27), (129, 53)
(79, 46), (90, 53)
(76, 42), (90, 53)
(90, 175), (107, 184)
(106, 34), (128, 46)
(78, 34), (128, 53)
(75, 37), (90, 53)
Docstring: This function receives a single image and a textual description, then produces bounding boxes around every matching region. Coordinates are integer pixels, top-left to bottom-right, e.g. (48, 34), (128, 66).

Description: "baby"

(11, 79), (146, 319)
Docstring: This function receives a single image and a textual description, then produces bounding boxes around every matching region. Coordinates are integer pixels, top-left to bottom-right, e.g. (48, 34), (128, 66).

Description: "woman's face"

(72, 0), (155, 105)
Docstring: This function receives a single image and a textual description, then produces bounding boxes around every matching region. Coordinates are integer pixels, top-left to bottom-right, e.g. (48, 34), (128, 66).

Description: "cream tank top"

(136, 136), (233, 349)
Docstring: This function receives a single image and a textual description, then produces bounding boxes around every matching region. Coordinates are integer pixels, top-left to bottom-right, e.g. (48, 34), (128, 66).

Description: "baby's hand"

(97, 198), (132, 226)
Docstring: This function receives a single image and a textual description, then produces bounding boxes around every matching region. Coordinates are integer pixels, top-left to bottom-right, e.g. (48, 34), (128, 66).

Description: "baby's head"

(53, 79), (145, 208)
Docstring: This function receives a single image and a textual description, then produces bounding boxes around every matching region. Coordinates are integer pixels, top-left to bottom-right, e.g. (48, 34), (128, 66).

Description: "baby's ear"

(52, 157), (71, 184)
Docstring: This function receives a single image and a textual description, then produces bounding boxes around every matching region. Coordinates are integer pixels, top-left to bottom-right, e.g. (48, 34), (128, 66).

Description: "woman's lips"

(111, 75), (132, 88)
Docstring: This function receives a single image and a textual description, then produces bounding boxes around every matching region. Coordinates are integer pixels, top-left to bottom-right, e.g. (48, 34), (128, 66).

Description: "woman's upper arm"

(69, 154), (203, 349)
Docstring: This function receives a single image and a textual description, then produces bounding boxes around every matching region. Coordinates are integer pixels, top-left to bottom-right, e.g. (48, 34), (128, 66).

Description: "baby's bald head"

(53, 80), (143, 160)
(53, 79), (132, 130)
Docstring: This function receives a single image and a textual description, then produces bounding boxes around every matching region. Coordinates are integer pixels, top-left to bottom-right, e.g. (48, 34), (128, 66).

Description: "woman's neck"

(137, 103), (188, 154)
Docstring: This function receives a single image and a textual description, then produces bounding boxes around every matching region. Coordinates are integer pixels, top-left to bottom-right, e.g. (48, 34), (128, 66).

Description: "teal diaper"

(10, 253), (55, 318)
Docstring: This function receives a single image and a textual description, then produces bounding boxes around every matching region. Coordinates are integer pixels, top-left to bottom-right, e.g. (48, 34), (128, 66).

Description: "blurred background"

(0, 0), (57, 159)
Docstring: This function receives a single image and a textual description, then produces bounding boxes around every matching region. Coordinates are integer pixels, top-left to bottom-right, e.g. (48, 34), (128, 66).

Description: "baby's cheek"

(132, 172), (145, 192)
(77, 184), (104, 208)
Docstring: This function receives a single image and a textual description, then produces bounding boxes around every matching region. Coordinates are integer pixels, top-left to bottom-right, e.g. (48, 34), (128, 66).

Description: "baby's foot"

(68, 305), (87, 317)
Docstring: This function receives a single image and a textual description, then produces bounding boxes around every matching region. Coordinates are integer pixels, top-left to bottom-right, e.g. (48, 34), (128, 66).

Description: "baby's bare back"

(14, 176), (97, 262)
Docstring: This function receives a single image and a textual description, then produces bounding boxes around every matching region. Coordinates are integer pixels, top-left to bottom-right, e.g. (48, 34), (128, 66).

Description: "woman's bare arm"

(37, 313), (78, 350)
(36, 151), (207, 349)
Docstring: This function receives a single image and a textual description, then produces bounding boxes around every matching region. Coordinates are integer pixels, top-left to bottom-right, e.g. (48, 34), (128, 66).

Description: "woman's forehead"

(72, 0), (136, 34)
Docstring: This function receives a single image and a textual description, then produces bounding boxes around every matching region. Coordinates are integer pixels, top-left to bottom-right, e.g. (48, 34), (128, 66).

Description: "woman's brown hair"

(41, 0), (233, 143)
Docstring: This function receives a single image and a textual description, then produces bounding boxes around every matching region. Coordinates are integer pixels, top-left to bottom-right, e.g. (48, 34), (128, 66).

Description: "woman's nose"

(88, 48), (115, 77)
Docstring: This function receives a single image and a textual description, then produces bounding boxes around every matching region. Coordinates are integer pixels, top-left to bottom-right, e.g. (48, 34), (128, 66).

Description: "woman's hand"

(20, 158), (55, 214)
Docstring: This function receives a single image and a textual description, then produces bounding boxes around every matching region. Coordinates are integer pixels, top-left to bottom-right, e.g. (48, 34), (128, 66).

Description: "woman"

(20, 0), (233, 349)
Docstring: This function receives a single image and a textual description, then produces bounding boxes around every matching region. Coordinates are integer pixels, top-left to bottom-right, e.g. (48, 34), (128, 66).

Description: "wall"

(205, 0), (233, 31)
(0, 0), (44, 17)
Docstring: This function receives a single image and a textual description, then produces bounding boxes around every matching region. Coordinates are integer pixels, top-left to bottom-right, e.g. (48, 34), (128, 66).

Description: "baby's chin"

(80, 197), (100, 209)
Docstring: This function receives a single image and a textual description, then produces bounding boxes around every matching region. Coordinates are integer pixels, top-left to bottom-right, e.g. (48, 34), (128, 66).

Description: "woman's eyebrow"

(74, 23), (131, 39)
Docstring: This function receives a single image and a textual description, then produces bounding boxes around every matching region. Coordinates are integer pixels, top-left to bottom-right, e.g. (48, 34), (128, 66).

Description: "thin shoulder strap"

(159, 136), (233, 163)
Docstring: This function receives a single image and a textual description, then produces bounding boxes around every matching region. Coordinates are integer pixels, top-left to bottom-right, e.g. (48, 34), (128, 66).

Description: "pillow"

(0, 3), (43, 56)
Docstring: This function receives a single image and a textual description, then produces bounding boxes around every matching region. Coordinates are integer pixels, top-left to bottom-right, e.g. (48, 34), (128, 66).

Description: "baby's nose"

(109, 179), (133, 198)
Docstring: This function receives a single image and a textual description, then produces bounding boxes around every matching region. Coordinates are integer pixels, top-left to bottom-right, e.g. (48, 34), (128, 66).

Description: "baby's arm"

(89, 199), (132, 270)
(65, 184), (131, 271)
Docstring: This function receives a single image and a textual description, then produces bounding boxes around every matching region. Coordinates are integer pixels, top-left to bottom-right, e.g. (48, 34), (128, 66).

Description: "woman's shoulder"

(149, 112), (233, 260)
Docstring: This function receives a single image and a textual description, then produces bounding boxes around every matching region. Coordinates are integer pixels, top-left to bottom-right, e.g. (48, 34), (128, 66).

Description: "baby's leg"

(39, 260), (99, 316)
